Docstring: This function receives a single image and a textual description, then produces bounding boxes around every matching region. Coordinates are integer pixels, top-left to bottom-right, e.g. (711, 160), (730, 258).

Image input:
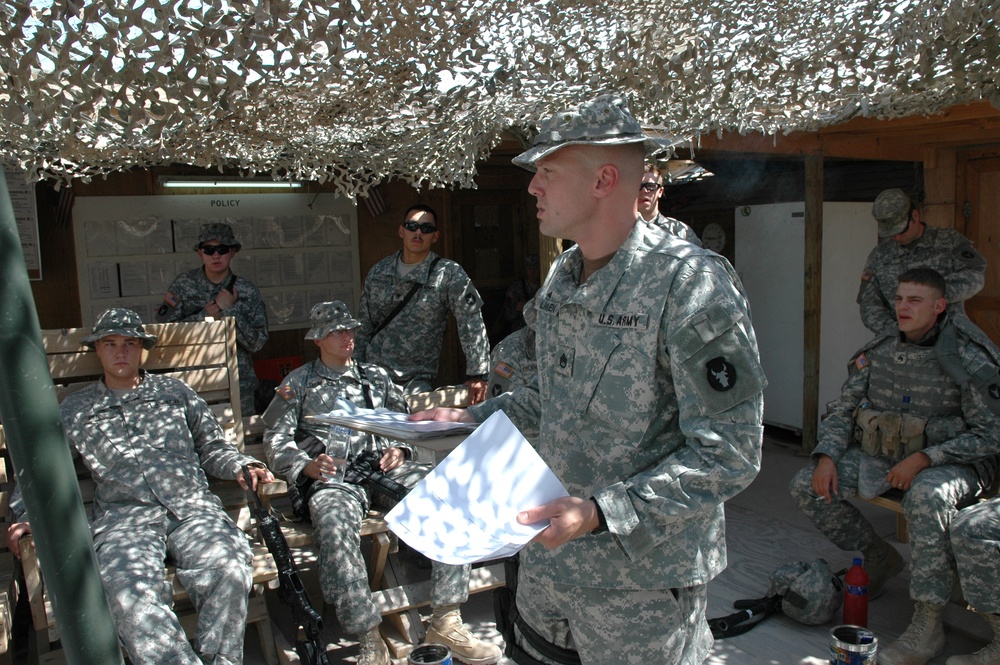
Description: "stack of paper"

(385, 410), (568, 565)
(307, 407), (478, 441)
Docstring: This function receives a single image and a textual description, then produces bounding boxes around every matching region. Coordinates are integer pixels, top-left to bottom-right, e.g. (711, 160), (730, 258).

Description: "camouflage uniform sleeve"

(179, 380), (252, 479)
(677, 222), (703, 247)
(445, 263), (491, 376)
(942, 232), (987, 303)
(354, 275), (377, 362)
(262, 374), (312, 484)
(467, 372), (542, 434)
(227, 278), (269, 353)
(155, 272), (206, 323)
(593, 260), (765, 558)
(812, 354), (872, 463)
(923, 343), (1000, 467)
(857, 255), (896, 335)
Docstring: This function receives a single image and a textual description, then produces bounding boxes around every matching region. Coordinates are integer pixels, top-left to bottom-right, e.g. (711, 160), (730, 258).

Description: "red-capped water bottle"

(843, 557), (869, 627)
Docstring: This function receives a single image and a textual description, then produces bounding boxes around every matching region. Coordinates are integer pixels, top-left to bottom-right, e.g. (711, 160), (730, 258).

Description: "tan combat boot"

(424, 606), (502, 665)
(358, 625), (391, 665)
(863, 536), (906, 598)
(880, 601), (947, 665)
(946, 613), (1000, 665)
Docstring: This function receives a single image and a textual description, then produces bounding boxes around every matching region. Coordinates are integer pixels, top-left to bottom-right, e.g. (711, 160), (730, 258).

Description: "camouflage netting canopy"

(1, 0), (998, 197)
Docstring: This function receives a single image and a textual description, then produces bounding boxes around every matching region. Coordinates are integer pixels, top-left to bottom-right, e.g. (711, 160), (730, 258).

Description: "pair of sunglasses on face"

(402, 220), (437, 234)
(639, 182), (663, 193)
(199, 244), (234, 256)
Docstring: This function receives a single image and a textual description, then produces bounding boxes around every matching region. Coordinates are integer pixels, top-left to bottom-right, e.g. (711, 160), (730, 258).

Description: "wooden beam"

(802, 156), (823, 454)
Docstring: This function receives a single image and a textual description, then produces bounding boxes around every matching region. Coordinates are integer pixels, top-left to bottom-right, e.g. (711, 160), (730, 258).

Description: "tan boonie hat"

(873, 188), (912, 238)
(513, 94), (672, 171)
(82, 308), (158, 349)
(304, 301), (361, 340)
(193, 222), (242, 250)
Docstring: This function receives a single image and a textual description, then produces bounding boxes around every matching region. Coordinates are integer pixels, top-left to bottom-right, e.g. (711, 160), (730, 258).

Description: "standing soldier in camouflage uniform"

(262, 301), (502, 665)
(637, 164), (702, 246)
(354, 204), (490, 403)
(857, 188), (986, 335)
(947, 496), (1000, 664)
(156, 222), (269, 415)
(414, 95), (766, 665)
(789, 268), (1000, 665)
(6, 308), (275, 665)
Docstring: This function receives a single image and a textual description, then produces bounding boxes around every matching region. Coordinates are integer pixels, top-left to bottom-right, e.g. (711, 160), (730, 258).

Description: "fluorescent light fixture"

(159, 176), (303, 189)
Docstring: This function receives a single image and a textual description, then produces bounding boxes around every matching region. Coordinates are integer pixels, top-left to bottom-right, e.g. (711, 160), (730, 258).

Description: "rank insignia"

(990, 384), (1000, 400)
(706, 356), (736, 391)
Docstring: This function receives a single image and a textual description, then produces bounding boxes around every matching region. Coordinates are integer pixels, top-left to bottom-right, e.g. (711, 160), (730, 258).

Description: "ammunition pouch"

(853, 408), (927, 460)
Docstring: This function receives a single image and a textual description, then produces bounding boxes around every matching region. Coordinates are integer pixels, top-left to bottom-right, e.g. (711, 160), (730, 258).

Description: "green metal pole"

(0, 169), (124, 664)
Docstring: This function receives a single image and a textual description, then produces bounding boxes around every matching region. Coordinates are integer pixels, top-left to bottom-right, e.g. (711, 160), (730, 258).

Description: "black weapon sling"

(369, 256), (442, 340)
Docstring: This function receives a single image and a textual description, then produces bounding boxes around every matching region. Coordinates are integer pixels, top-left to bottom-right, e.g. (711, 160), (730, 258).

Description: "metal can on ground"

(829, 624), (878, 664)
(408, 644), (453, 665)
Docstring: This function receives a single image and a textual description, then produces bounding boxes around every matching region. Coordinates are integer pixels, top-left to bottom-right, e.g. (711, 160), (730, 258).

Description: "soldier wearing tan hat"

(411, 94), (766, 665)
(858, 188), (986, 334)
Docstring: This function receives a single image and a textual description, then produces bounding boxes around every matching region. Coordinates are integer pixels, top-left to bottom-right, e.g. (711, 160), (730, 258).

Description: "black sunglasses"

(199, 245), (233, 256)
(402, 220), (437, 234)
(639, 182), (662, 193)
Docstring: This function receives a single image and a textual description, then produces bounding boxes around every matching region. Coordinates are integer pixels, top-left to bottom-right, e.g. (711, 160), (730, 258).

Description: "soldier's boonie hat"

(873, 189), (912, 238)
(513, 94), (673, 171)
(193, 222), (242, 250)
(82, 308), (158, 349)
(305, 301), (361, 340)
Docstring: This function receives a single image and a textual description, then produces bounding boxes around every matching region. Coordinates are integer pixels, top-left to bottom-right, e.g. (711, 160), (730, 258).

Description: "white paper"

(308, 405), (477, 441)
(385, 410), (568, 565)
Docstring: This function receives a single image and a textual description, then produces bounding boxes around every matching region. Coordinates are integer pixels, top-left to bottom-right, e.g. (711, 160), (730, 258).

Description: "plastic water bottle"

(843, 557), (869, 627)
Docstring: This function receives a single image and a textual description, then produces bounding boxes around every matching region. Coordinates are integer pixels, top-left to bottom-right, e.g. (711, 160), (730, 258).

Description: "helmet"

(767, 558), (843, 625)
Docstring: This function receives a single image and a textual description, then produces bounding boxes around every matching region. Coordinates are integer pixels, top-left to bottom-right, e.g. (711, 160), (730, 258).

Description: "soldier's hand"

(408, 407), (474, 423)
(204, 300), (222, 318)
(303, 454), (339, 480)
(7, 522), (32, 559)
(518, 496), (600, 549)
(463, 378), (488, 404)
(811, 455), (839, 503)
(380, 447), (405, 472)
(216, 286), (237, 311)
(238, 464), (275, 490)
(886, 452), (931, 491)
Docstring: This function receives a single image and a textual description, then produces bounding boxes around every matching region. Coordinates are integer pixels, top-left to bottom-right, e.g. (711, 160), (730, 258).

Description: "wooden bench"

(2, 317), (279, 664)
(242, 384), (506, 661)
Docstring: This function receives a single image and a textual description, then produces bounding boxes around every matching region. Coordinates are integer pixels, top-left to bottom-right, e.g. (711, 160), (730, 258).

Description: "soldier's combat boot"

(358, 626), (391, 665)
(863, 536), (906, 598)
(880, 601), (947, 665)
(946, 614), (1000, 665)
(424, 606), (502, 665)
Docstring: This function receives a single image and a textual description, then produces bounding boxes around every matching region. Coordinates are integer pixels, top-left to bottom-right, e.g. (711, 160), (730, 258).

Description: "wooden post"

(538, 233), (561, 280)
(802, 156), (823, 453)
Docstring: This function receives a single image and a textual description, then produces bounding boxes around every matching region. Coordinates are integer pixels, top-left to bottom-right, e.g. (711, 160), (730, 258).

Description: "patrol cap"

(513, 94), (672, 171)
(81, 308), (158, 349)
(194, 222), (242, 250)
(767, 558), (843, 625)
(873, 188), (912, 238)
(304, 300), (361, 340)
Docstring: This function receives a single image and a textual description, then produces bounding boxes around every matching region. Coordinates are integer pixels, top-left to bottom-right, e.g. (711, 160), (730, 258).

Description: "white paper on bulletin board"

(4, 170), (42, 280)
(72, 194), (360, 330)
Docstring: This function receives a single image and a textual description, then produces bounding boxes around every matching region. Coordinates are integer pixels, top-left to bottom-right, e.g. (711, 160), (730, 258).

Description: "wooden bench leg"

(249, 595), (279, 665)
(896, 512), (909, 543)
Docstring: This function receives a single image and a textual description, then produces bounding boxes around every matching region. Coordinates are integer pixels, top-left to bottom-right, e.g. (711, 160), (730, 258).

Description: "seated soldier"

(788, 268), (1000, 665)
(6, 308), (274, 665)
(262, 301), (501, 665)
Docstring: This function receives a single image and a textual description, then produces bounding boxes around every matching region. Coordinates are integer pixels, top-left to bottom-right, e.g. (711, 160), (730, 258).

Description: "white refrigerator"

(734, 202), (877, 432)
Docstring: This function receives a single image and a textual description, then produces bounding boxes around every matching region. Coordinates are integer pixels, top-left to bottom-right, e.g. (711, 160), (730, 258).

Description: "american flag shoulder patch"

(854, 353), (869, 371)
(493, 361), (514, 379)
(277, 384), (295, 401)
(163, 291), (179, 307)
(860, 269), (873, 282)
